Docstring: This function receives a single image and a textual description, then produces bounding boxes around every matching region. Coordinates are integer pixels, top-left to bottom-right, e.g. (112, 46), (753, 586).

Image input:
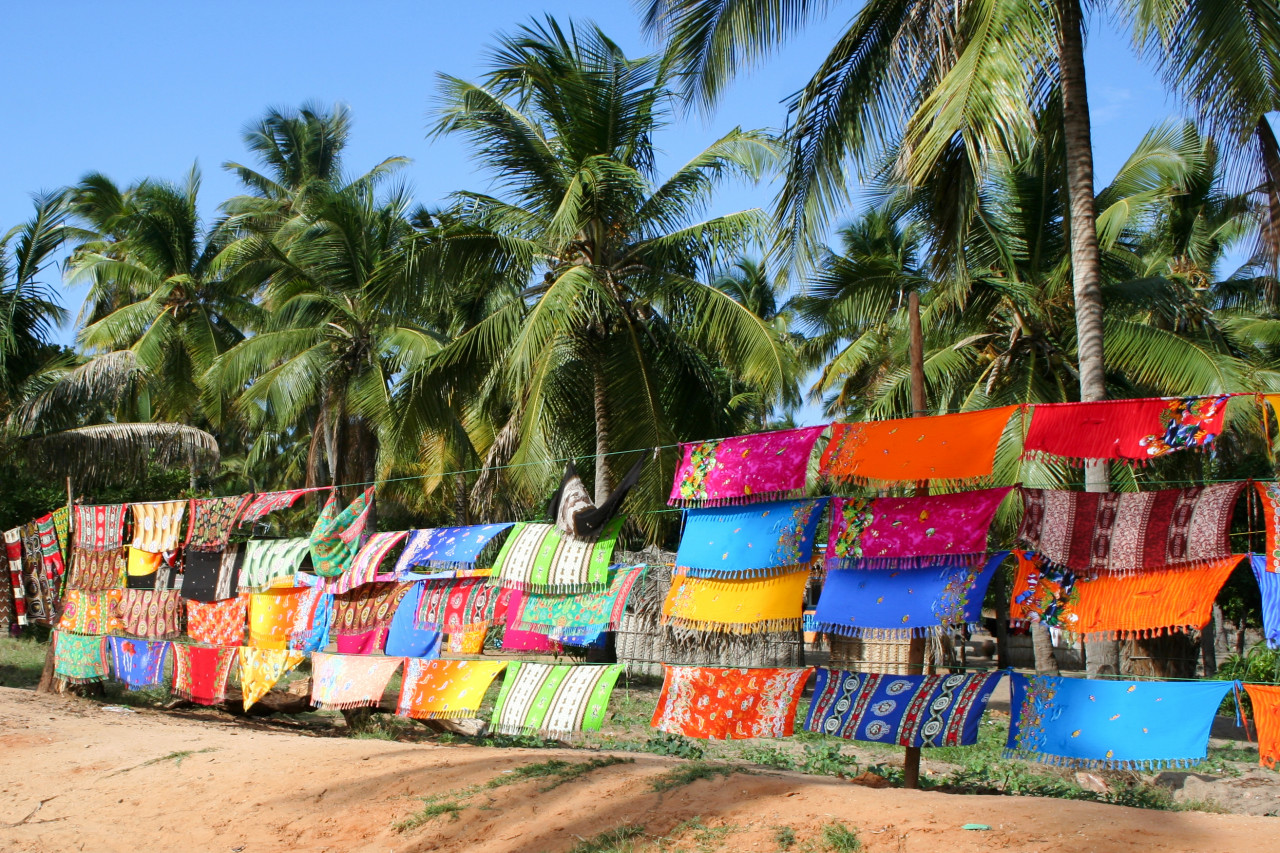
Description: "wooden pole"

(903, 292), (928, 789)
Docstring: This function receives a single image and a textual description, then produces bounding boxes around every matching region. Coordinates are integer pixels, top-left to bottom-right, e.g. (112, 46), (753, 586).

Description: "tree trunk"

(1124, 634), (1198, 678)
(991, 564), (1011, 669)
(452, 474), (471, 526)
(593, 367), (611, 505)
(1031, 623), (1060, 675)
(1200, 619), (1217, 677)
(1059, 0), (1118, 676)
(1257, 116), (1280, 277)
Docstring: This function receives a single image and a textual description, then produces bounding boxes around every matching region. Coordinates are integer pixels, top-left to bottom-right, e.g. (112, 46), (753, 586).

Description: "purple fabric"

(827, 488), (1012, 568)
(668, 426), (826, 507)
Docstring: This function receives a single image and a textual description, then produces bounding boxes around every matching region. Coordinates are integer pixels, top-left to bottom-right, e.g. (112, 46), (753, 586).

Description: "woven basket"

(828, 635), (943, 675)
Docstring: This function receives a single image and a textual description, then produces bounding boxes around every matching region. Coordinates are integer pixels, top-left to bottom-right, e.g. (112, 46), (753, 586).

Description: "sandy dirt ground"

(0, 687), (1275, 853)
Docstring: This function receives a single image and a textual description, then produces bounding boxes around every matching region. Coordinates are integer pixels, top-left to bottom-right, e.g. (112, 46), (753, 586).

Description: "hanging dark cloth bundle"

(546, 457), (644, 539)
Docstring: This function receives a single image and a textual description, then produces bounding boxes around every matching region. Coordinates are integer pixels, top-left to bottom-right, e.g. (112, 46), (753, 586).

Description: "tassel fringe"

(401, 708), (484, 720)
(667, 489), (806, 508)
(1019, 448), (1211, 468)
(1002, 748), (1202, 771)
(660, 615), (802, 634)
(1032, 553), (1218, 579)
(1007, 621), (1203, 640)
(512, 620), (616, 635)
(817, 623), (944, 640)
(313, 698), (382, 711)
(826, 553), (985, 571)
(490, 722), (592, 739)
(494, 579), (609, 595)
(680, 563), (808, 580)
(822, 473), (994, 491)
(57, 673), (107, 685)
(171, 688), (227, 705)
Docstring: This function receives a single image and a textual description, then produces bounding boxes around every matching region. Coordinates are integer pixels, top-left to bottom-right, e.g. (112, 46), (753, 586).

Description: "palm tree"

(414, 18), (797, 536)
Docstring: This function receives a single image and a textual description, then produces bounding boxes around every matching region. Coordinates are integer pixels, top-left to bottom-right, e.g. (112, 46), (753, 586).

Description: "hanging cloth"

(238, 487), (330, 526)
(53, 630), (109, 684)
(512, 565), (646, 635)
(309, 487), (375, 578)
(57, 590), (122, 635)
(182, 544), (245, 602)
(238, 646), (306, 710)
(67, 547), (127, 592)
(394, 523), (514, 576)
(107, 636), (170, 690)
(547, 457), (644, 538)
(325, 530), (407, 595)
(4, 529), (26, 629)
(1245, 684), (1280, 769)
(676, 499), (828, 579)
(74, 504), (128, 551)
(185, 594), (248, 646)
(1256, 482), (1280, 573)
(1248, 555), (1280, 649)
(171, 644), (238, 705)
(239, 538), (311, 592)
(1022, 396), (1232, 464)
(248, 587), (309, 649)
(826, 488), (1012, 569)
(384, 583), (442, 658)
(668, 425), (826, 507)
(186, 496), (252, 550)
(394, 658), (508, 720)
(20, 519), (62, 624)
(114, 588), (185, 639)
(330, 581), (409, 637)
(661, 567), (809, 634)
(130, 501), (186, 553)
(489, 518), (623, 594)
(489, 662), (625, 738)
(494, 588), (562, 653)
(1009, 551), (1240, 639)
(287, 582), (333, 653)
(1018, 483), (1244, 575)
(821, 406), (1018, 487)
(414, 576), (498, 633)
(651, 666), (813, 739)
(309, 652), (403, 710)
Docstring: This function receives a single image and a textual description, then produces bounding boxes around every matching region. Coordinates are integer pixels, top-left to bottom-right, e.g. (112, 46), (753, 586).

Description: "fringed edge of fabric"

(1001, 748), (1204, 771)
(57, 672), (108, 685)
(171, 687), (228, 706)
(679, 563), (809, 580)
(666, 488), (808, 508)
(512, 619), (616, 635)
(400, 707), (484, 720)
(117, 629), (185, 641)
(821, 473), (995, 491)
(1027, 553), (1226, 579)
(1007, 620), (1204, 640)
(490, 722), (596, 740)
(493, 579), (609, 595)
(660, 615), (802, 634)
(825, 553), (986, 571)
(816, 623), (948, 640)
(312, 697), (383, 711)
(1018, 448), (1213, 467)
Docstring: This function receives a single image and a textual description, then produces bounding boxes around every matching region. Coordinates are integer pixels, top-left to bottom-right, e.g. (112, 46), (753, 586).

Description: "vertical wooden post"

(903, 292), (928, 789)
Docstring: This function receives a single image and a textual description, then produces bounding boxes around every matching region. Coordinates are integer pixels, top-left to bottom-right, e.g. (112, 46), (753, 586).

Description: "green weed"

(741, 743), (860, 777)
(0, 637), (49, 688)
(649, 762), (735, 793)
(487, 757), (633, 792)
(643, 731), (705, 760)
(774, 825), (796, 850)
(817, 821), (861, 852)
(567, 823), (646, 853)
(394, 799), (466, 831)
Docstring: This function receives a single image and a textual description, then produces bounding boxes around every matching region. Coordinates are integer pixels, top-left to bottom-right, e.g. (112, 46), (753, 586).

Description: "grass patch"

(641, 732), (705, 760)
(567, 824), (646, 853)
(492, 756), (633, 792)
(741, 743), (860, 778)
(774, 826), (796, 850)
(649, 762), (735, 793)
(348, 713), (411, 741)
(394, 799), (466, 831)
(114, 747), (218, 774)
(814, 821), (861, 852)
(0, 637), (48, 688)
(661, 816), (736, 851)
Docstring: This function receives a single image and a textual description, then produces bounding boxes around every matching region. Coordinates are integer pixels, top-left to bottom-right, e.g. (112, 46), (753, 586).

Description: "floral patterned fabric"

(494, 588), (561, 652)
(186, 594), (248, 646)
(309, 487), (375, 578)
(489, 662), (624, 738)
(310, 652), (403, 710)
(330, 582), (410, 637)
(171, 643), (238, 705)
(248, 587), (308, 649)
(513, 565), (645, 635)
(1256, 482), (1280, 574)
(238, 487), (329, 525)
(394, 658), (507, 719)
(115, 588), (185, 639)
(445, 623), (488, 654)
(384, 584), (442, 658)
(651, 666), (813, 739)
(130, 501), (187, 552)
(414, 576), (499, 632)
(57, 590), (122, 635)
(288, 583), (332, 653)
(676, 499), (828, 578)
(1017, 483), (1244, 575)
(53, 630), (109, 684)
(394, 523), (514, 574)
(826, 488), (1012, 569)
(107, 636), (170, 690)
(662, 568), (809, 634)
(66, 547), (127, 592)
(238, 646), (306, 710)
(325, 530), (407, 595)
(74, 504), (128, 551)
(186, 496), (252, 550)
(334, 628), (389, 654)
(1245, 684), (1280, 769)
(668, 426), (826, 507)
(1009, 551), (1239, 639)
(1022, 396), (1232, 464)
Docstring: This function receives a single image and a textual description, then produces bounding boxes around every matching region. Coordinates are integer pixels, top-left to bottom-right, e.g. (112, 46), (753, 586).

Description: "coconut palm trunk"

(593, 366), (612, 504)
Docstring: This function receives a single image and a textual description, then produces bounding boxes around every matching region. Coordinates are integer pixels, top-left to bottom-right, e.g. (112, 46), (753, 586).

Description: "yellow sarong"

(662, 567), (808, 633)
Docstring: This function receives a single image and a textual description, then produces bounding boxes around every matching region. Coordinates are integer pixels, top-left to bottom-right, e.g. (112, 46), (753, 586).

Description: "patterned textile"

(325, 530), (408, 595)
(238, 647), (306, 710)
(126, 547), (162, 582)
(395, 523), (514, 574)
(1257, 482), (1280, 574)
(1017, 483), (1244, 575)
(490, 517), (623, 594)
(107, 636), (170, 690)
(1248, 554), (1280, 649)
(74, 504), (128, 551)
(394, 658), (508, 719)
(248, 588), (308, 649)
(51, 505), (71, 562)
(806, 670), (1004, 747)
(310, 652), (403, 710)
(54, 631), (109, 684)
(4, 529), (26, 628)
(309, 487), (375, 578)
(1245, 684), (1280, 769)
(415, 576), (500, 632)
(186, 496), (252, 550)
(130, 501), (186, 552)
(115, 588), (185, 639)
(1023, 396), (1232, 464)
(813, 553), (1006, 639)
(57, 590), (122, 634)
(669, 426), (827, 507)
(182, 545), (244, 602)
(239, 538), (311, 592)
(67, 547), (127, 591)
(330, 582), (410, 637)
(826, 488), (1012, 569)
(662, 567), (809, 634)
(185, 595), (248, 646)
(490, 663), (624, 738)
(676, 499), (828, 579)
(1009, 551), (1239, 639)
(335, 628), (390, 654)
(495, 588), (561, 652)
(651, 666), (813, 739)
(385, 583), (443, 658)
(238, 487), (330, 525)
(821, 406), (1019, 487)
(445, 623), (488, 653)
(171, 643), (238, 705)
(1005, 673), (1234, 769)
(20, 520), (62, 624)
(513, 565), (645, 634)
(288, 583), (332, 653)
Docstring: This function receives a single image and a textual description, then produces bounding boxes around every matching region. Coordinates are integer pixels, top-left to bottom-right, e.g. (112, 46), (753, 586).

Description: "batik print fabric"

(126, 547), (162, 586)
(325, 530), (407, 596)
(445, 623), (488, 654)
(651, 666), (813, 740)
(310, 652), (403, 710)
(107, 636), (170, 690)
(662, 568), (809, 634)
(676, 499), (828, 579)
(1244, 685), (1280, 769)
(394, 658), (508, 719)
(490, 517), (623, 594)
(130, 501), (186, 552)
(185, 595), (248, 646)
(21, 518), (65, 624)
(53, 631), (109, 684)
(669, 426), (827, 507)
(115, 588), (185, 639)
(248, 588), (308, 649)
(67, 547), (127, 592)
(513, 565), (645, 636)
(1022, 396), (1232, 464)
(238, 487), (330, 526)
(288, 583), (333, 653)
(239, 538), (311, 592)
(1017, 483), (1244, 575)
(4, 529), (26, 629)
(394, 523), (514, 574)
(51, 505), (71, 562)
(238, 647), (306, 710)
(1256, 482), (1280, 574)
(1248, 555), (1280, 649)
(186, 496), (252, 550)
(74, 504), (128, 551)
(1005, 673), (1235, 770)
(826, 488), (1012, 569)
(414, 576), (498, 632)
(384, 583), (442, 658)
(812, 553), (1006, 639)
(821, 406), (1019, 487)
(309, 487), (375, 578)
(489, 663), (624, 738)
(1009, 551), (1240, 639)
(182, 544), (244, 602)
(171, 643), (238, 705)
(805, 670), (1004, 747)
(331, 582), (409, 638)
(57, 590), (122, 635)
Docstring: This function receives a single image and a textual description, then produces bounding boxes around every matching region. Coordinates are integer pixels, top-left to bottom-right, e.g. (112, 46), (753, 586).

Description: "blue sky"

(2, 0), (1181, 349)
